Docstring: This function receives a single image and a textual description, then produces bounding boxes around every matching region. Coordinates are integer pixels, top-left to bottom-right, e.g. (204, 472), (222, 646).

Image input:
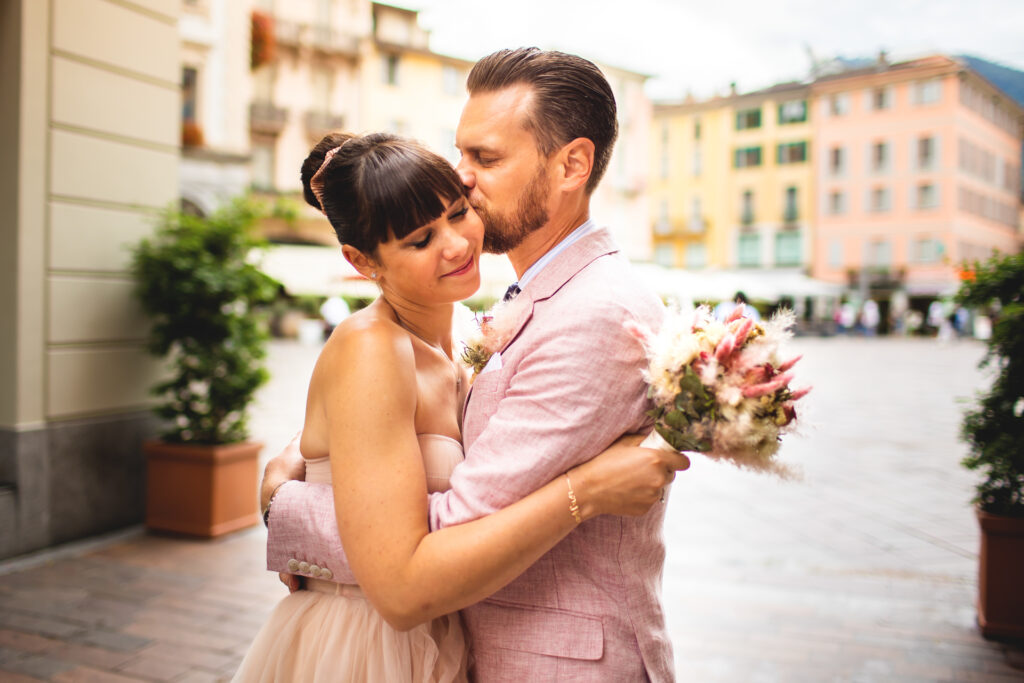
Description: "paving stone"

(0, 652), (75, 679)
(116, 653), (193, 681)
(51, 666), (149, 682)
(65, 631), (151, 655)
(0, 670), (47, 682)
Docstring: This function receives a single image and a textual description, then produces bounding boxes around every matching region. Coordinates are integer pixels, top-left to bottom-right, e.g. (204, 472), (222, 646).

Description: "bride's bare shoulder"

(315, 302), (414, 380)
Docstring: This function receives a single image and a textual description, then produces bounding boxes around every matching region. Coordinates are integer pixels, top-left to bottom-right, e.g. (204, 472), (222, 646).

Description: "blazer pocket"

(468, 599), (604, 661)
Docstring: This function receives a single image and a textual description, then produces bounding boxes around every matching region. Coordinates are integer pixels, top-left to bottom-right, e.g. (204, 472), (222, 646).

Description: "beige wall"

(1, 0), (48, 429)
(0, 0), (181, 428)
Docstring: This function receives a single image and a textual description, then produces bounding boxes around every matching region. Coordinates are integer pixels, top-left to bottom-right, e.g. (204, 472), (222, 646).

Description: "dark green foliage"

(648, 366), (715, 452)
(131, 198), (280, 444)
(956, 250), (1024, 517)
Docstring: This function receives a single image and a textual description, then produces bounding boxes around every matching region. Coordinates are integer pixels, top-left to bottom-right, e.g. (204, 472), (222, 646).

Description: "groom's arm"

(265, 292), (658, 579)
(428, 297), (652, 528)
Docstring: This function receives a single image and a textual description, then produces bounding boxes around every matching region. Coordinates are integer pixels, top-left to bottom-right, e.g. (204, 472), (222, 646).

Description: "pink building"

(811, 55), (1023, 330)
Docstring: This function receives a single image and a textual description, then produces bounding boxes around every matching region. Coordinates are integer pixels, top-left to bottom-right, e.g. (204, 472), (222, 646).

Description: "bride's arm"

(322, 323), (682, 631)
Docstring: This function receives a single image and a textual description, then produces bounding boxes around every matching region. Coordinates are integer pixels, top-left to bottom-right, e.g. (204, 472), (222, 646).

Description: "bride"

(232, 132), (686, 682)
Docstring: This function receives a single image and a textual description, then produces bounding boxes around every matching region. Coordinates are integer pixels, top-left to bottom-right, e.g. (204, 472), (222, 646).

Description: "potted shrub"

(132, 198), (280, 537)
(956, 250), (1024, 640)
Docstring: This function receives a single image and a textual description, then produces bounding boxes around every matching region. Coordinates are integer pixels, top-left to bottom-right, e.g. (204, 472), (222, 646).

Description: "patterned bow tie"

(503, 283), (521, 302)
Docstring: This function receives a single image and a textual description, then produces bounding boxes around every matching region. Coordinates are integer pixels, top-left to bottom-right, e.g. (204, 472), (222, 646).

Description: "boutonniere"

(457, 300), (519, 380)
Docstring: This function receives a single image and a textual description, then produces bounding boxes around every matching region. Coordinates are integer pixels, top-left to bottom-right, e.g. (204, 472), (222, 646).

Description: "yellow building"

(652, 83), (814, 274)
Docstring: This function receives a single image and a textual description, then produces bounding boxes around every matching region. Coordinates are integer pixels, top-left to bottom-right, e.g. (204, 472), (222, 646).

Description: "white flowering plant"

(627, 304), (810, 477)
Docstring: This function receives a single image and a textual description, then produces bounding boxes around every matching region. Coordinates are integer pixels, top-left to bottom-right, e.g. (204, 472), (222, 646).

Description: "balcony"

(305, 110), (346, 139)
(740, 210), (755, 227)
(687, 216), (707, 234)
(250, 101), (288, 135)
(310, 24), (360, 56)
(783, 207), (799, 225)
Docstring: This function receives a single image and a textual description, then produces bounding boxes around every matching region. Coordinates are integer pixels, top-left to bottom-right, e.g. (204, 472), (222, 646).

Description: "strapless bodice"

(304, 433), (464, 493)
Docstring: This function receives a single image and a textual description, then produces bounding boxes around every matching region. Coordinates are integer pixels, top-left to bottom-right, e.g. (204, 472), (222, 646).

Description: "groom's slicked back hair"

(466, 47), (618, 195)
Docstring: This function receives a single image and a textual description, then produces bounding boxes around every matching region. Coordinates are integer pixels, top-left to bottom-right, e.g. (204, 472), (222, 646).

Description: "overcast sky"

(405, 0), (1024, 101)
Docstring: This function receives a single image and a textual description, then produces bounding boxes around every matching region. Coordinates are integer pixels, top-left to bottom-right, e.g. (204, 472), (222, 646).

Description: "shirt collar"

(515, 219), (597, 290)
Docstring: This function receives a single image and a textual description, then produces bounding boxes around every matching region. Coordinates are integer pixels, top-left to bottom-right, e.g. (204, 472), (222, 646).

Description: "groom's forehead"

(458, 87), (534, 136)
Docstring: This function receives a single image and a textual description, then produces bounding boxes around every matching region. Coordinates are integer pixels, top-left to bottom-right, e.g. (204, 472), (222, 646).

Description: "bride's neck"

(379, 295), (454, 358)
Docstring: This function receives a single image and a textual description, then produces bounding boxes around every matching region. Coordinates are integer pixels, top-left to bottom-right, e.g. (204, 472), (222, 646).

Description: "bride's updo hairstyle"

(300, 132), (465, 254)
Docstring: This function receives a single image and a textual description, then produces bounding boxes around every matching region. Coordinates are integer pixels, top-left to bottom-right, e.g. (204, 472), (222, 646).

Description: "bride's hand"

(569, 433), (690, 518)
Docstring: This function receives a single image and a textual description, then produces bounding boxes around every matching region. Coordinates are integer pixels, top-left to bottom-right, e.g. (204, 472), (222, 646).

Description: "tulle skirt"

(232, 579), (468, 682)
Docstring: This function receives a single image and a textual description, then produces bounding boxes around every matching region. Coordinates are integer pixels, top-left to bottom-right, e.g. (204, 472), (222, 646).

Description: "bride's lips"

(443, 255), (475, 278)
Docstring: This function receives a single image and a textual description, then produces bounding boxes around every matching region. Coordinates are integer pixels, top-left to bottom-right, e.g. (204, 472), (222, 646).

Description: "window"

(869, 187), (891, 212)
(914, 79), (941, 105)
(777, 141), (807, 164)
(778, 100), (807, 124)
(775, 230), (801, 266)
(311, 66), (332, 113)
(654, 244), (674, 267)
(871, 141), (890, 172)
(735, 109), (761, 130)
(694, 119), (702, 140)
(916, 183), (939, 209)
(783, 186), (798, 222)
(828, 191), (846, 215)
(251, 141), (275, 191)
(917, 136), (937, 170)
(868, 240), (891, 268)
(828, 239), (842, 268)
(734, 146), (762, 168)
(911, 238), (944, 264)
(871, 87), (892, 110)
(692, 148), (702, 176)
(383, 54), (400, 85)
(738, 233), (761, 267)
(655, 199), (670, 235)
(829, 146), (845, 176)
(659, 122), (670, 179)
(182, 66), (198, 123)
(442, 65), (460, 96)
(740, 190), (755, 225)
(685, 243), (707, 269)
(689, 197), (705, 233)
(829, 93), (850, 116)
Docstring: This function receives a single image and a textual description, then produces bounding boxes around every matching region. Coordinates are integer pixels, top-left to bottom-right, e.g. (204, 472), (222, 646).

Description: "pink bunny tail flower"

(776, 355), (803, 373)
(742, 370), (795, 398)
(725, 305), (746, 323)
(732, 317), (755, 347)
(624, 318), (654, 349)
(788, 386), (812, 401)
(715, 333), (736, 362)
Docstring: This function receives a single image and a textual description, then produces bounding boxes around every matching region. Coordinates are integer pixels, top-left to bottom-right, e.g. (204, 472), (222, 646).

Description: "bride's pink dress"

(232, 434), (468, 682)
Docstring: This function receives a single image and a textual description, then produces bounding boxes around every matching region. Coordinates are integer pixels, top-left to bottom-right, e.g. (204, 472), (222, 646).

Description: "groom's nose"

(456, 158), (475, 190)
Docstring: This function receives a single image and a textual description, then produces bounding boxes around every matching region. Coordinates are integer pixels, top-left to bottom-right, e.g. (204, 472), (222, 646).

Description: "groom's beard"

(479, 165), (549, 254)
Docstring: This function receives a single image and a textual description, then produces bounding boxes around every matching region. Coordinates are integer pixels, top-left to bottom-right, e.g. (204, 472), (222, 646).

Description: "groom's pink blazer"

(267, 227), (674, 681)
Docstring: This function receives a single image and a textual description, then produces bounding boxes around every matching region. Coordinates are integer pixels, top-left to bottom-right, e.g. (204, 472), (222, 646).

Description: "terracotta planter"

(976, 508), (1024, 640)
(144, 440), (263, 538)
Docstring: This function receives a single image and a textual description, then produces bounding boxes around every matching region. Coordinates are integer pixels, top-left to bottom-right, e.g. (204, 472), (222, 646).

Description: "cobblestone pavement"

(1, 337), (1022, 682)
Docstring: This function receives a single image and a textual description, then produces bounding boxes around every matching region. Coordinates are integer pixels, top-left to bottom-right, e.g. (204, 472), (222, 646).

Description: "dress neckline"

(303, 433), (461, 464)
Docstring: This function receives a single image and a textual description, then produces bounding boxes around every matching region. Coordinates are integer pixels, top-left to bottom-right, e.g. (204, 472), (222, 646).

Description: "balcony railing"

(740, 210), (755, 226)
(250, 101), (288, 135)
(687, 216), (707, 234)
(311, 24), (360, 55)
(305, 110), (346, 138)
(783, 207), (799, 224)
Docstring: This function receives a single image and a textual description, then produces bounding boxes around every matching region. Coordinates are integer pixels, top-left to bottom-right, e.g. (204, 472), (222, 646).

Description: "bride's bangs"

(361, 144), (465, 246)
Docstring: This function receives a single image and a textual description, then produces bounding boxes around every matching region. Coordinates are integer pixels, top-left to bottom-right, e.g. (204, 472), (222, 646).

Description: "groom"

(262, 48), (678, 681)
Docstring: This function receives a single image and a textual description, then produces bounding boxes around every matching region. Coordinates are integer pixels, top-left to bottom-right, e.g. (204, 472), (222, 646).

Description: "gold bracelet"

(565, 473), (582, 524)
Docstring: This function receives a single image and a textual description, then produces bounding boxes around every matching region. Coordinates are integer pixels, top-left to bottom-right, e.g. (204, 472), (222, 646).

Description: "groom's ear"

(556, 137), (594, 193)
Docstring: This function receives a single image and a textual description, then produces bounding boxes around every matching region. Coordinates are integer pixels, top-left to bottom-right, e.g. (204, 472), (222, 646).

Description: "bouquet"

(627, 304), (810, 477)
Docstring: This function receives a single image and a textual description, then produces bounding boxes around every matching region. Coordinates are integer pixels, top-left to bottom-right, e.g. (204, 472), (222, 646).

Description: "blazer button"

(298, 561), (310, 573)
(320, 568), (333, 580)
(309, 565), (321, 578)
(287, 559), (299, 572)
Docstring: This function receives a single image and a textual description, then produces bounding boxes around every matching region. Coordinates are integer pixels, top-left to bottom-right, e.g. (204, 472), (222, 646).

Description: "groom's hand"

(260, 430), (306, 511)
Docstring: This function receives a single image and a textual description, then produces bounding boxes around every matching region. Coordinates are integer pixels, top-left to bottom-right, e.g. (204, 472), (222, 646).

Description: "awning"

(252, 244), (517, 302)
